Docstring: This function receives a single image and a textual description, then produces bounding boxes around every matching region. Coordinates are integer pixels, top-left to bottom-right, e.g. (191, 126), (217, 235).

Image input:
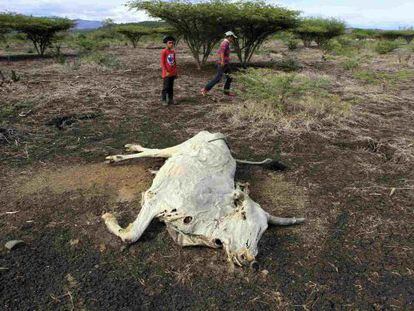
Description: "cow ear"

(267, 213), (305, 225)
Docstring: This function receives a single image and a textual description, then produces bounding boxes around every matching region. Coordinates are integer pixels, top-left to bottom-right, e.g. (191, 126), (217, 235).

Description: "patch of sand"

(18, 163), (152, 202)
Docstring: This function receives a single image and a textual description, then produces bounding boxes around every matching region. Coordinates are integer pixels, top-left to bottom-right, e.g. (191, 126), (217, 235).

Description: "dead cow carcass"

(103, 131), (304, 267)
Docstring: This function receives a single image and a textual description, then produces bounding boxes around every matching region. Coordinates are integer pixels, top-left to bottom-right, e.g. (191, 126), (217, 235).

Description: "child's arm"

(160, 50), (170, 77)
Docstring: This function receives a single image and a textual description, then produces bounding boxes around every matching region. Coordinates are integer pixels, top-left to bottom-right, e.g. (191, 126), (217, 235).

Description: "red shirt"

(161, 48), (177, 78)
(217, 38), (231, 64)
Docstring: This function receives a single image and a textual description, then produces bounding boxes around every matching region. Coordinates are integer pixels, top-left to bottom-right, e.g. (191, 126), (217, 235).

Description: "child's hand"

(165, 72), (170, 77)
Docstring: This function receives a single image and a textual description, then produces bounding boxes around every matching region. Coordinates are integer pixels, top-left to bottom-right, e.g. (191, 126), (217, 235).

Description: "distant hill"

(74, 19), (103, 30)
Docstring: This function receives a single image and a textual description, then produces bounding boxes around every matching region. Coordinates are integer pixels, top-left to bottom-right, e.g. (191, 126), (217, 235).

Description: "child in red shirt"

(160, 36), (177, 106)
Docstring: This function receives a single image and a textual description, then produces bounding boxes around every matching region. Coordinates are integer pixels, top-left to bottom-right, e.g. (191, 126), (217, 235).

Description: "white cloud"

(0, 0), (413, 28)
(0, 0), (150, 23)
(275, 0), (414, 29)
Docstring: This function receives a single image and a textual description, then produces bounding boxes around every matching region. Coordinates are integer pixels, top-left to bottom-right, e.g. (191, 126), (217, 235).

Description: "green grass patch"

(353, 69), (414, 86)
(236, 68), (348, 117)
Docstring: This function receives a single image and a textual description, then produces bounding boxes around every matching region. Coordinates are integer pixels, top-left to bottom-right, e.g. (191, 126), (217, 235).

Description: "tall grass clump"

(81, 52), (122, 69)
(221, 68), (351, 131)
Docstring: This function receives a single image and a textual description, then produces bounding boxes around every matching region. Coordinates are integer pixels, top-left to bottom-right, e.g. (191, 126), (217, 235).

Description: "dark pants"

(205, 64), (232, 92)
(162, 76), (175, 103)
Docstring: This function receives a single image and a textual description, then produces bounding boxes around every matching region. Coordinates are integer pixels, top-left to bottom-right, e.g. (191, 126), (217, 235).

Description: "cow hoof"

(125, 144), (144, 152)
(102, 212), (116, 222)
(105, 155), (123, 163)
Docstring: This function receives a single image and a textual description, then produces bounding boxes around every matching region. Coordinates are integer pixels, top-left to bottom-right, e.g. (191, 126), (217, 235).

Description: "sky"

(0, 0), (413, 30)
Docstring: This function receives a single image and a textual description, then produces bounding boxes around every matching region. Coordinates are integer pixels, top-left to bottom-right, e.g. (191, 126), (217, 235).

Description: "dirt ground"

(1, 42), (413, 310)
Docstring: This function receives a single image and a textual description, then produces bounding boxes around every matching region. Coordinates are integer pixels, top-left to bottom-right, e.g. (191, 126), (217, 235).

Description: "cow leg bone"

(102, 203), (160, 243)
(125, 144), (146, 152)
(106, 146), (180, 163)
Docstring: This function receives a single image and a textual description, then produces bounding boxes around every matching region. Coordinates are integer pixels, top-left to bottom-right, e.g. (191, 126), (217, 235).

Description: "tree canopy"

(0, 14), (74, 55)
(130, 0), (298, 68)
(220, 1), (298, 66)
(116, 24), (152, 48)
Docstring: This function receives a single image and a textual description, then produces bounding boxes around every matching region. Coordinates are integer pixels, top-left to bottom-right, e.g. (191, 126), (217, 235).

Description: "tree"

(295, 18), (346, 48)
(0, 13), (17, 41)
(11, 15), (74, 56)
(130, 0), (298, 68)
(102, 18), (115, 29)
(153, 26), (182, 46)
(224, 1), (298, 66)
(116, 24), (152, 48)
(131, 0), (225, 69)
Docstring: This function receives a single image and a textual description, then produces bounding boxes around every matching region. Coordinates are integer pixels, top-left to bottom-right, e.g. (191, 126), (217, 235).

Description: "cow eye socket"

(214, 239), (223, 246)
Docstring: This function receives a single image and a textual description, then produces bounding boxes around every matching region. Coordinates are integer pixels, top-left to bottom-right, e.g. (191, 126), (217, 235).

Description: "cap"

(225, 31), (237, 38)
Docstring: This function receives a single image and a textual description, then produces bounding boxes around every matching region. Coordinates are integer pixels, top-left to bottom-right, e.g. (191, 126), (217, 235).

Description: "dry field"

(0, 41), (413, 309)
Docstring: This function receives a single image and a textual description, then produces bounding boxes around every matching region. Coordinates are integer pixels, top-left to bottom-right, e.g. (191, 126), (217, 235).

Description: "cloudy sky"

(0, 0), (413, 29)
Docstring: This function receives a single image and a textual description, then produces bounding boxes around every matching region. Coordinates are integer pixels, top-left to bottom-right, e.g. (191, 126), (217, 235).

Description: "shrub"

(375, 40), (400, 54)
(287, 38), (299, 50)
(221, 68), (351, 132)
(320, 39), (343, 55)
(280, 32), (300, 50)
(352, 28), (379, 40)
(273, 57), (302, 72)
(377, 30), (414, 44)
(236, 68), (345, 116)
(75, 36), (108, 54)
(341, 57), (360, 71)
(378, 30), (403, 41)
(295, 17), (346, 48)
(81, 52), (122, 69)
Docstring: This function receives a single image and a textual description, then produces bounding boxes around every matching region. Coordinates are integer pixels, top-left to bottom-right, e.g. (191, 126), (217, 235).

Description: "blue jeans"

(205, 64), (232, 92)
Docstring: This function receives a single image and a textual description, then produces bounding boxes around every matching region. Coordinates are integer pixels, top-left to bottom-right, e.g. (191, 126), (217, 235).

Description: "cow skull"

(103, 131), (304, 268)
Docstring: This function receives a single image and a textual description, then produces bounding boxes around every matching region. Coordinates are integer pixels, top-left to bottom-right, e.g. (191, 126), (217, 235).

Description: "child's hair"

(163, 35), (176, 44)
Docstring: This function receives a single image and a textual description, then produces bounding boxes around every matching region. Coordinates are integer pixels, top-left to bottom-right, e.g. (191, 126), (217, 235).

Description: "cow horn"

(267, 214), (305, 226)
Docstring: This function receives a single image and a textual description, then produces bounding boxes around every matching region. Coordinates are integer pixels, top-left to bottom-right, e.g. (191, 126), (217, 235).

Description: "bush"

(375, 40), (400, 54)
(273, 57), (302, 72)
(279, 32), (300, 50)
(220, 68), (351, 132)
(236, 68), (345, 116)
(287, 38), (299, 50)
(295, 17), (346, 48)
(81, 52), (122, 69)
(352, 28), (379, 40)
(76, 37), (108, 54)
(320, 39), (343, 55)
(341, 57), (360, 71)
(377, 30), (414, 44)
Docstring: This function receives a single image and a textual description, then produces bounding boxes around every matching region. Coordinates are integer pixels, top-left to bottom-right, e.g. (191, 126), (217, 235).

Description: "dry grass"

(217, 70), (352, 135)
